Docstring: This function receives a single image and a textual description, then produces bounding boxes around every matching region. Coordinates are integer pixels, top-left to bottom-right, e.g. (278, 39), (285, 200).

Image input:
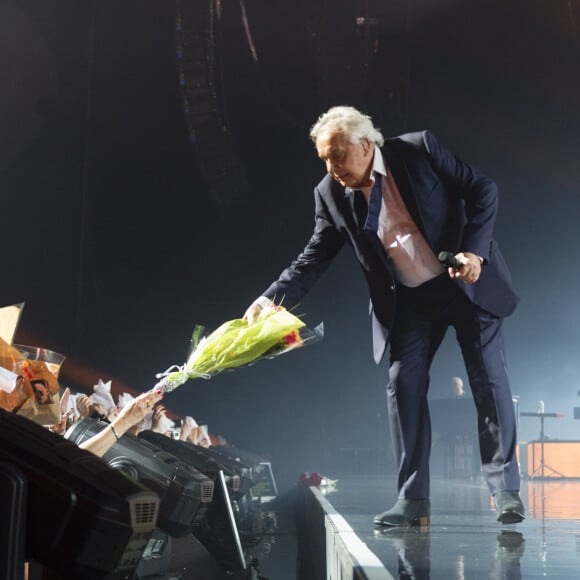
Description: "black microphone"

(438, 251), (461, 270)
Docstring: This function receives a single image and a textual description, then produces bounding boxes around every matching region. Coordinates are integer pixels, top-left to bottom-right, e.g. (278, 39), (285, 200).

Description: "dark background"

(2, 0), (580, 488)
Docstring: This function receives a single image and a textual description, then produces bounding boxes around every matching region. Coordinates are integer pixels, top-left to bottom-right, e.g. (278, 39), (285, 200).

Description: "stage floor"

(322, 473), (580, 579)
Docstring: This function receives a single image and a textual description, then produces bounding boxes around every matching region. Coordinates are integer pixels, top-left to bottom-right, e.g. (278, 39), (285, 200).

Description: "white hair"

(310, 106), (384, 147)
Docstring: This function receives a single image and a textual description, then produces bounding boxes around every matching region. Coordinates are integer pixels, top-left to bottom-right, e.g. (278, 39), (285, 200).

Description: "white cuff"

(254, 296), (274, 309)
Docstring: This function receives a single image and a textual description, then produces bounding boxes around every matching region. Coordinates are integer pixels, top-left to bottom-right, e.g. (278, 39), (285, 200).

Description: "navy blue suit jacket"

(262, 131), (518, 363)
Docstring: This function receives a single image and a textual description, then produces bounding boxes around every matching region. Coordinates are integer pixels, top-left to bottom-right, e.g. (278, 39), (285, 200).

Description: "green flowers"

(157, 306), (308, 392)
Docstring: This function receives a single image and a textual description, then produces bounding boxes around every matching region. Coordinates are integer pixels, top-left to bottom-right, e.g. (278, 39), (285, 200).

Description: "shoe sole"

(373, 516), (430, 527)
(497, 511), (525, 524)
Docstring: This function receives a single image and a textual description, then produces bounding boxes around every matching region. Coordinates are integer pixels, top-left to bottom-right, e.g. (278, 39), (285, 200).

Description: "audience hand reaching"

(79, 389), (163, 457)
(151, 404), (168, 433)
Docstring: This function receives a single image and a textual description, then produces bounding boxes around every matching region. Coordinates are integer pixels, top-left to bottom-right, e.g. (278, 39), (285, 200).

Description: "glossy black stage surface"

(322, 473), (580, 579)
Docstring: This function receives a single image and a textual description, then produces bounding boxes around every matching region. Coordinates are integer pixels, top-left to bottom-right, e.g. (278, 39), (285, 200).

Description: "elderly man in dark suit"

(244, 106), (524, 526)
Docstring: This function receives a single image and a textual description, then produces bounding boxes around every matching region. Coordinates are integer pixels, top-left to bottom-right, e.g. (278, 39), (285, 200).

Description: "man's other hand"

(447, 252), (481, 284)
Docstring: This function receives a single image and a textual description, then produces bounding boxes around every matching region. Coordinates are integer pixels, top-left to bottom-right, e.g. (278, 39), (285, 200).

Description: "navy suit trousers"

(387, 274), (520, 499)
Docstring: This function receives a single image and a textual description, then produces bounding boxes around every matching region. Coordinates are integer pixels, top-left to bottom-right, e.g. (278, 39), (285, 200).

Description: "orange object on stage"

(522, 441), (580, 479)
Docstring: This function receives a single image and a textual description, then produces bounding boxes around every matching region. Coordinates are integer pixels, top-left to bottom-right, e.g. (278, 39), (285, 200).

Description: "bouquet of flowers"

(155, 305), (323, 394)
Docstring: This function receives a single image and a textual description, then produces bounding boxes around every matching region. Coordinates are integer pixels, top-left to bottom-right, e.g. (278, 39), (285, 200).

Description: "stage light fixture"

(66, 418), (214, 538)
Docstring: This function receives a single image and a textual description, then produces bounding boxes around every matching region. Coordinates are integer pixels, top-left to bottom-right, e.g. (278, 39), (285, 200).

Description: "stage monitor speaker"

(66, 419), (215, 537)
(0, 409), (159, 580)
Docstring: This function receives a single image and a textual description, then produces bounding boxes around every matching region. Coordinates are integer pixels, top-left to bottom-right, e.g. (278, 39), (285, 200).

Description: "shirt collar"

(345, 145), (386, 196)
(372, 145), (387, 178)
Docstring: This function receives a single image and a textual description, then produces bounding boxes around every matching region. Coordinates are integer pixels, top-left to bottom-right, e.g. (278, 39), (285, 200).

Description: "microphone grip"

(438, 251), (461, 270)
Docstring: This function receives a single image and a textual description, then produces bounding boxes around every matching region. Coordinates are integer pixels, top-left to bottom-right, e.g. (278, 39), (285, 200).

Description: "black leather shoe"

(494, 491), (525, 524)
(373, 499), (431, 527)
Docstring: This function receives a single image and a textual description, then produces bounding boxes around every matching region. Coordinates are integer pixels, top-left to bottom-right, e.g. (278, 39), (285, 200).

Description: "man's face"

(316, 131), (374, 189)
